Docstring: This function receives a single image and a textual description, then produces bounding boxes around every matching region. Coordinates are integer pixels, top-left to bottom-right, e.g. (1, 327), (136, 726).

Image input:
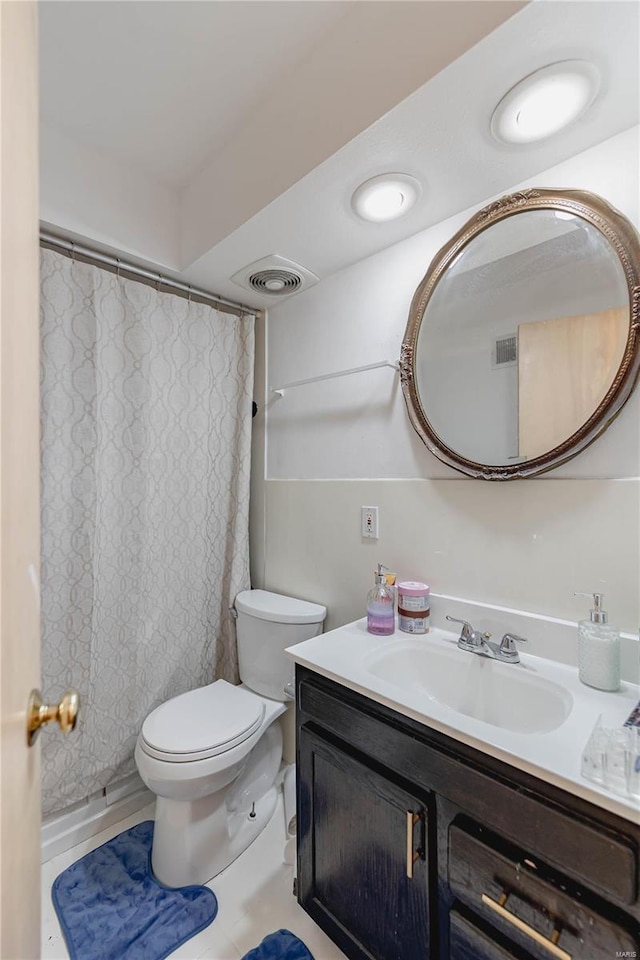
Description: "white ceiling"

(39, 1), (356, 188)
(39, 1), (639, 310)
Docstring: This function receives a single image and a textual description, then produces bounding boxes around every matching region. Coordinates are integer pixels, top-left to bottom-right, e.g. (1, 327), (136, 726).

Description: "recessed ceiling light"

(351, 174), (421, 222)
(491, 61), (600, 145)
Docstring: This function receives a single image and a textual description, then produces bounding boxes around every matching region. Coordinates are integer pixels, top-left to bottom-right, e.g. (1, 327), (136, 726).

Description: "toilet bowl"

(135, 589), (326, 887)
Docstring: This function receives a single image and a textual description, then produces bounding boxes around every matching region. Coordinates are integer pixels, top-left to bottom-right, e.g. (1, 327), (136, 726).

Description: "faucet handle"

(499, 633), (527, 658)
(446, 615), (491, 645)
(446, 615), (473, 641)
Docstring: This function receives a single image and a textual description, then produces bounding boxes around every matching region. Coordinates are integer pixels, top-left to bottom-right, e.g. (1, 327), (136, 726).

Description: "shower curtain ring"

(188, 286), (192, 302)
(70, 241), (76, 261)
(116, 258), (121, 278)
(156, 272), (162, 291)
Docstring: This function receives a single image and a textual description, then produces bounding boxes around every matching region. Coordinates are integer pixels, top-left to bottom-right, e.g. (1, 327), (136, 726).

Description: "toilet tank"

(234, 590), (326, 701)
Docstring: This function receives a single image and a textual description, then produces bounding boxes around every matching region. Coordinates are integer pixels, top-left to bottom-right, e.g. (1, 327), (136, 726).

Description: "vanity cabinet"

(298, 728), (431, 960)
(295, 666), (640, 960)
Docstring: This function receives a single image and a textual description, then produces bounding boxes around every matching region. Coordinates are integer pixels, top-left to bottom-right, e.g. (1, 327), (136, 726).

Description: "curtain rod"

(40, 231), (256, 317)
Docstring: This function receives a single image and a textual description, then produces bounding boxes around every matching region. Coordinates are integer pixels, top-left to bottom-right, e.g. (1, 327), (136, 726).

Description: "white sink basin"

(365, 638), (573, 734)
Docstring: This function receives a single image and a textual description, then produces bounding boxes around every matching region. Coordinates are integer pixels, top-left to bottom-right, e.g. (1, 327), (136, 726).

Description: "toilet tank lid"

(235, 589), (326, 625)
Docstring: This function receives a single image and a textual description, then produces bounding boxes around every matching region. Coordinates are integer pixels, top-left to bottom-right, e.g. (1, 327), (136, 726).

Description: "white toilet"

(135, 589), (326, 887)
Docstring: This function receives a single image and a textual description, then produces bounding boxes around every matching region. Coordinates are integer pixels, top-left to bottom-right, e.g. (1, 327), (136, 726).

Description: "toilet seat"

(140, 679), (265, 763)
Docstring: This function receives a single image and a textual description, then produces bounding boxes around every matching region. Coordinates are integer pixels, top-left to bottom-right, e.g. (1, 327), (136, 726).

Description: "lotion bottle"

(575, 592), (620, 692)
(367, 564), (395, 636)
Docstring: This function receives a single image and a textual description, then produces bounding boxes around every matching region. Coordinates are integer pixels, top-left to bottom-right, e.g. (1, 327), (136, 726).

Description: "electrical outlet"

(361, 506), (379, 539)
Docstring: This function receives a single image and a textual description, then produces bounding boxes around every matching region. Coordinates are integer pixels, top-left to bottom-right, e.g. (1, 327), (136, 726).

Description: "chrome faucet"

(445, 616), (527, 664)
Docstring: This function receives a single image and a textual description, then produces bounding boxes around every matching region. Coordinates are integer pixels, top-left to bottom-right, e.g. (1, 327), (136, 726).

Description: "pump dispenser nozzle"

(574, 591), (608, 624)
(374, 563), (392, 585)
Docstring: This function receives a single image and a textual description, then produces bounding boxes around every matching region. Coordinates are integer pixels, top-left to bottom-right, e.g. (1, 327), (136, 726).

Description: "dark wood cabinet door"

(298, 725), (431, 960)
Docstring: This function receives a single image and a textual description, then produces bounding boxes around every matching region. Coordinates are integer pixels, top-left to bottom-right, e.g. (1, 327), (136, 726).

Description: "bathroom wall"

(252, 127), (640, 688)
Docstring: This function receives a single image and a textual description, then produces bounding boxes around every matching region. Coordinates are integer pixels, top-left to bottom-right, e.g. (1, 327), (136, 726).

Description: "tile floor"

(41, 793), (348, 960)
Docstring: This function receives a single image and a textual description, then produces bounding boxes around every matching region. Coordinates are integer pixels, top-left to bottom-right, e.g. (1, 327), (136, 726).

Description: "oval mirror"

(401, 189), (640, 479)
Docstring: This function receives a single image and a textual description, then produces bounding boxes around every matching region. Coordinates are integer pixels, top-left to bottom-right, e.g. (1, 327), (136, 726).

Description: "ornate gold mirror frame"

(400, 189), (640, 479)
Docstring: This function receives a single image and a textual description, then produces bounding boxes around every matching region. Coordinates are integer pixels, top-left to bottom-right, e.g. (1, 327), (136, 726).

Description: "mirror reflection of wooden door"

(518, 307), (628, 460)
(0, 3), (42, 957)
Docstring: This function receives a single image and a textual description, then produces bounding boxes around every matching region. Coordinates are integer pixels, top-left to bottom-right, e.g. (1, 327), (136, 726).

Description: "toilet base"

(152, 784), (279, 887)
(150, 722), (283, 887)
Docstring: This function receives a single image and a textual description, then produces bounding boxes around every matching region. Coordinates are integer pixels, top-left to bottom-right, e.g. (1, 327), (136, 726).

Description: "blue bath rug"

(51, 820), (217, 960)
(241, 929), (315, 960)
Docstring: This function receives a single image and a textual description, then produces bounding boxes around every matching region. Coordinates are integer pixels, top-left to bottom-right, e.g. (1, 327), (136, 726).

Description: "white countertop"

(287, 618), (640, 825)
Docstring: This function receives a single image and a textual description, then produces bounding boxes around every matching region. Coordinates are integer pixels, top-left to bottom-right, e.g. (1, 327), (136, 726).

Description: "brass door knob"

(27, 688), (80, 746)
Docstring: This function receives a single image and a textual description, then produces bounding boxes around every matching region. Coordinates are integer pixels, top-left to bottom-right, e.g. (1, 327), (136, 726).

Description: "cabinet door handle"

(406, 811), (420, 879)
(482, 891), (572, 960)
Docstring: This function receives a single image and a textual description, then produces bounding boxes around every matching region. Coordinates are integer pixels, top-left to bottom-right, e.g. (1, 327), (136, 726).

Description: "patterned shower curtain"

(39, 247), (254, 817)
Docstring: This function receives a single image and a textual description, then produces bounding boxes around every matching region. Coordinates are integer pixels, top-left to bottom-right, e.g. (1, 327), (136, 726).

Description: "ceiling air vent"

(231, 255), (319, 298)
(249, 268), (302, 295)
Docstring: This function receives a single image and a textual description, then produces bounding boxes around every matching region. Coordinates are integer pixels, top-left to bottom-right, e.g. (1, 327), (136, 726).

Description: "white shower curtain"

(40, 248), (254, 816)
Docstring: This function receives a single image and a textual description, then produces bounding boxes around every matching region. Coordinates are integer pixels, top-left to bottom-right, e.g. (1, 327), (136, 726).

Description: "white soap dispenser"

(575, 592), (620, 692)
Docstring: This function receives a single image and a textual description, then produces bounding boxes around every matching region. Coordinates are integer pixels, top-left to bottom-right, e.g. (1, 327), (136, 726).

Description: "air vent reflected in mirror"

(494, 334), (517, 366)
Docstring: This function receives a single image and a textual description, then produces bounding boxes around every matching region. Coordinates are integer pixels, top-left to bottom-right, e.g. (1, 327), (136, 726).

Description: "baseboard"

(41, 783), (154, 863)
